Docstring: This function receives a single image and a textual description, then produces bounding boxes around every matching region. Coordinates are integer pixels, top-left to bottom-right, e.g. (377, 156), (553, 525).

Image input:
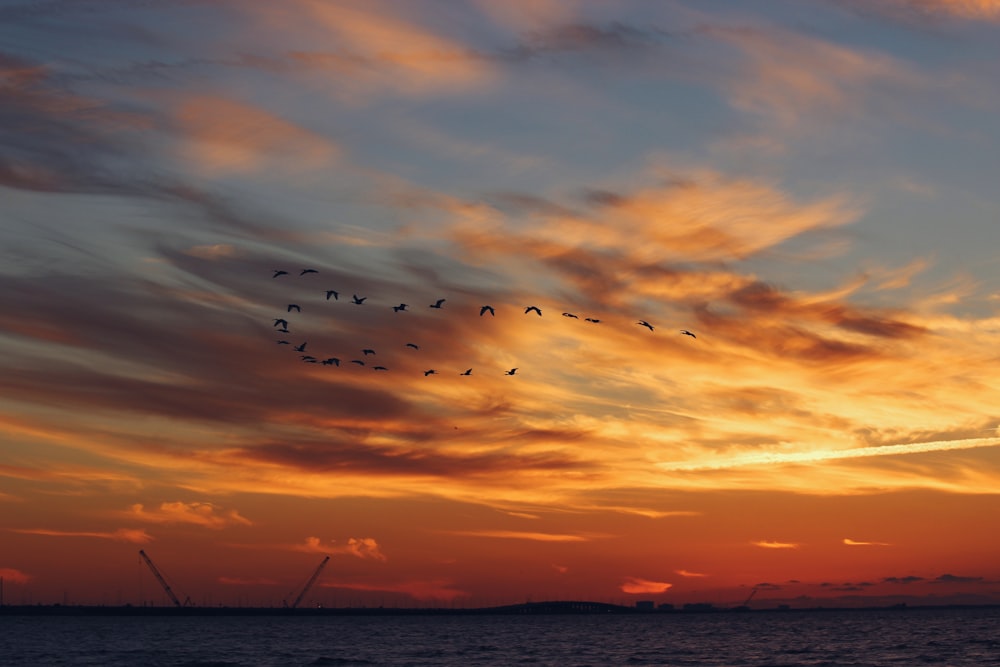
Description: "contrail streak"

(658, 436), (1000, 472)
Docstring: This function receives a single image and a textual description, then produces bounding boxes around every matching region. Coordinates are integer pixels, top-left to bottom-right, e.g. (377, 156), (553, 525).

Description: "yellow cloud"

(843, 538), (891, 547)
(753, 540), (800, 549)
(448, 530), (590, 542)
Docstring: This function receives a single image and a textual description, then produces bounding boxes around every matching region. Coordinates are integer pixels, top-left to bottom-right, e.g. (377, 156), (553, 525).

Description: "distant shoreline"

(2, 600), (998, 617)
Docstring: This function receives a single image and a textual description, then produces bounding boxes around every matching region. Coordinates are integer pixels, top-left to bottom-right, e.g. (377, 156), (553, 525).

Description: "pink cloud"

(0, 567), (32, 584)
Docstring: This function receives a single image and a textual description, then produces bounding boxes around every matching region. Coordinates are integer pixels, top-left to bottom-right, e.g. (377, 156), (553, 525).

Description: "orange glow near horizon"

(2, 0), (1000, 610)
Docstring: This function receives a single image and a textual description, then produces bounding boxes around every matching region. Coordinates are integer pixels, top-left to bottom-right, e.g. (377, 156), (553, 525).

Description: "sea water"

(2, 606), (999, 666)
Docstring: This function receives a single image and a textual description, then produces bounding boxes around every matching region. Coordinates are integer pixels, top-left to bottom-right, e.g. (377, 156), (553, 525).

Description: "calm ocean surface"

(2, 606), (998, 666)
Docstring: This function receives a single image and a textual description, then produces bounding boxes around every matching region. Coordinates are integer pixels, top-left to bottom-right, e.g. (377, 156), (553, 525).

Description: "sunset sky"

(2, 0), (1000, 609)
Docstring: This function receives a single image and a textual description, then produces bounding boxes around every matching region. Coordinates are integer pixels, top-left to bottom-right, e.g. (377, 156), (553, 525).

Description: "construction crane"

(138, 549), (190, 607)
(285, 556), (330, 609)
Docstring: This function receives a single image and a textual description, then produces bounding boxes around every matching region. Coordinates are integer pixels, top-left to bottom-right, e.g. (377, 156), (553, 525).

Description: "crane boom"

(138, 549), (183, 607)
(291, 556), (330, 609)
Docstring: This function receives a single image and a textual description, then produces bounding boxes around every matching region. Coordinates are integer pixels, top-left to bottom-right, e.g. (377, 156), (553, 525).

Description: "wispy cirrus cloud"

(843, 537), (890, 546)
(11, 527), (152, 543)
(447, 529), (591, 542)
(124, 502), (252, 529)
(237, 0), (497, 100)
(836, 0), (1000, 23)
(170, 94), (339, 176)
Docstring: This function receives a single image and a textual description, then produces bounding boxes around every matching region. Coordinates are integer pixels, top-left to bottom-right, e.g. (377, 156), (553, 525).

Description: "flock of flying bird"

(270, 268), (697, 376)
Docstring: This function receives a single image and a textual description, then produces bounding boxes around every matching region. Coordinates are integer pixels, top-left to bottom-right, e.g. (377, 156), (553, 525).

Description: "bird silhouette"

(373, 366), (388, 371)
(294, 342), (308, 352)
(362, 349), (375, 356)
(352, 294), (367, 305)
(325, 290), (339, 301)
(321, 358), (341, 366)
(680, 330), (697, 339)
(585, 318), (600, 323)
(276, 327), (289, 334)
(273, 318), (288, 328)
(424, 369), (437, 376)
(287, 304), (301, 313)
(392, 303), (408, 312)
(276, 340), (290, 345)
(524, 306), (542, 316)
(429, 298), (446, 308)
(562, 312), (578, 319)
(406, 343), (419, 350)
(638, 320), (654, 331)
(351, 359), (365, 366)
(301, 355), (317, 362)
(504, 368), (518, 375)
(300, 268), (318, 276)
(272, 270), (288, 278)
(480, 305), (495, 317)
(460, 368), (472, 376)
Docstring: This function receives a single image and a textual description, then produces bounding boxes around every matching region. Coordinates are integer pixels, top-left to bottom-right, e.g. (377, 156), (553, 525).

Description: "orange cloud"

(126, 502), (252, 529)
(173, 95), (338, 175)
(620, 577), (673, 594)
(675, 569), (708, 578)
(12, 528), (152, 544)
(859, 0), (1000, 21)
(295, 536), (387, 561)
(843, 538), (891, 547)
(711, 25), (927, 131)
(240, 1), (496, 99)
(753, 540), (800, 549)
(450, 170), (858, 269)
